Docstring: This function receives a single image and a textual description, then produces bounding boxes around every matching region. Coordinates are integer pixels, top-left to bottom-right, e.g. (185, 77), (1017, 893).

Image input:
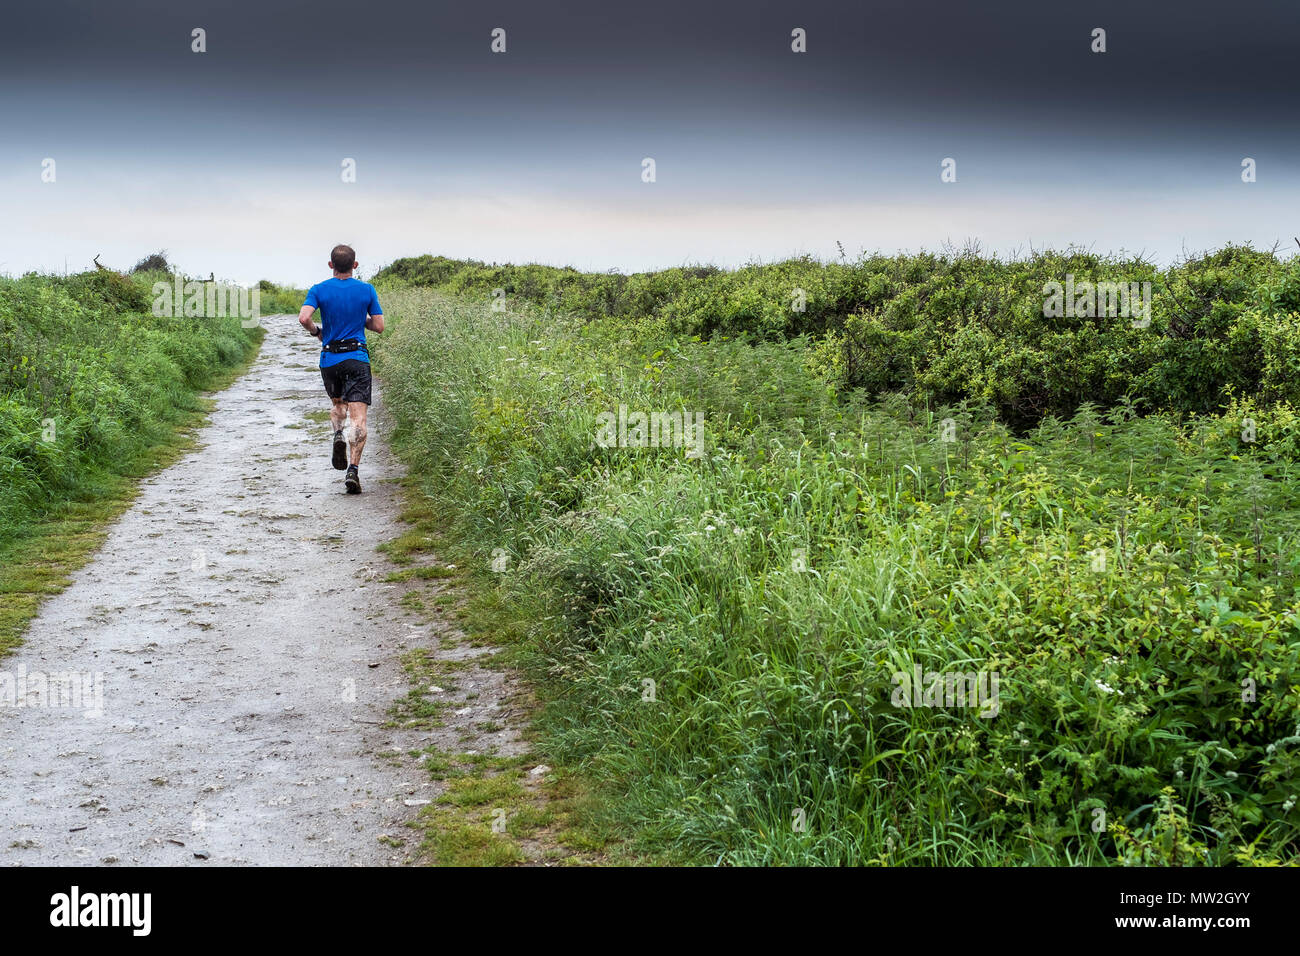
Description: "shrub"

(372, 285), (1300, 866)
(130, 251), (172, 274)
(376, 246), (1297, 430)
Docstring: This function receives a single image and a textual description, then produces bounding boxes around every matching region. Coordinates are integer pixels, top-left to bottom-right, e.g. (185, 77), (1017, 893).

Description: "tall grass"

(373, 285), (1300, 866)
(0, 268), (263, 652)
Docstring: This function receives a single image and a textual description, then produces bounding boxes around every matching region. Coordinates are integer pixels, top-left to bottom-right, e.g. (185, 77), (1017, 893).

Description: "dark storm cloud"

(4, 0), (1297, 132)
(2, 0), (1297, 282)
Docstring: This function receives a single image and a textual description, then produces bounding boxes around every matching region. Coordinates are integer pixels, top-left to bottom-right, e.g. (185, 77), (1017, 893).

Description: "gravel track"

(0, 318), (441, 866)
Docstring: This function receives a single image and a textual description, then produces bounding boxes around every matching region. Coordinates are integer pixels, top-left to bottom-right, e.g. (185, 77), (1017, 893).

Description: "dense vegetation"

(377, 246), (1300, 430)
(371, 246), (1300, 865)
(256, 279), (308, 315)
(0, 265), (263, 652)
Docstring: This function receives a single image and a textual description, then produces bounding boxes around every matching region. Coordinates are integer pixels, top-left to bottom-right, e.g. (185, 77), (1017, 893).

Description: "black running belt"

(322, 338), (369, 355)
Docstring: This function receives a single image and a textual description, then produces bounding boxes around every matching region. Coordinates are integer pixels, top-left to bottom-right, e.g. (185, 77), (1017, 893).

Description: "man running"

(296, 244), (384, 493)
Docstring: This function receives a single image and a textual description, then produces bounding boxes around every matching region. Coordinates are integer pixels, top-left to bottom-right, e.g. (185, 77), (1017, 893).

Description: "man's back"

(298, 244), (384, 494)
(304, 277), (381, 368)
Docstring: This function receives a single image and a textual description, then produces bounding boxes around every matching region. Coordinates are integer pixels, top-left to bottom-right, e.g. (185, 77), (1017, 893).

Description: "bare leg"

(347, 402), (368, 466)
(329, 397), (348, 432)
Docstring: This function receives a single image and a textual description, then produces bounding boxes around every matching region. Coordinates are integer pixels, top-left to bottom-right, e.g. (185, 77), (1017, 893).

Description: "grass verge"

(377, 476), (655, 865)
(0, 277), (263, 658)
(368, 286), (1300, 866)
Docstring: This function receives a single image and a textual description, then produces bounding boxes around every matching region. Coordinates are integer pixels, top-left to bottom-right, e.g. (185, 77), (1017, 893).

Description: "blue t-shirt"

(303, 278), (383, 368)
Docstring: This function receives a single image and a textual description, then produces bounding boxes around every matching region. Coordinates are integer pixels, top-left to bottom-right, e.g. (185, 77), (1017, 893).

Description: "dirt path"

(0, 317), (521, 866)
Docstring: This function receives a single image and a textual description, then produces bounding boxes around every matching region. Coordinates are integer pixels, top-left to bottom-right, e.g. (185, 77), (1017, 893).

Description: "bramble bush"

(376, 245), (1300, 431)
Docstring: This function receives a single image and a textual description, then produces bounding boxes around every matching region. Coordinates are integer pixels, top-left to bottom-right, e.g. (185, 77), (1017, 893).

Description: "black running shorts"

(320, 359), (372, 405)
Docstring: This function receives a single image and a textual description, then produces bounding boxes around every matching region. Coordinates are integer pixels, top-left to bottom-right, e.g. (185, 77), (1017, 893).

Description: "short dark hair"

(330, 244), (356, 273)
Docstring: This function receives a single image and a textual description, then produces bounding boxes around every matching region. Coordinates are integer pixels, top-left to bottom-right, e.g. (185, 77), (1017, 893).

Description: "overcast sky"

(2, 0), (1297, 286)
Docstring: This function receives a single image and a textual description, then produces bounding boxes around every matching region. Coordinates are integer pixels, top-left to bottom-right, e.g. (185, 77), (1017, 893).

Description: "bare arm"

(298, 305), (321, 338)
(366, 313), (385, 334)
